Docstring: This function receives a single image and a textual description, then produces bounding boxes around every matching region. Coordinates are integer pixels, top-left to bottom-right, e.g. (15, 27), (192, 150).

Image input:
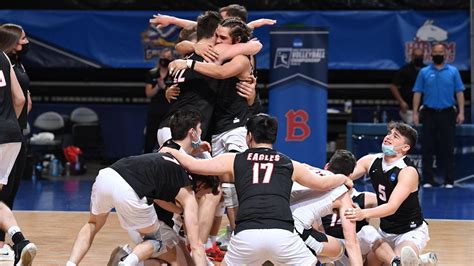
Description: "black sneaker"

(13, 239), (37, 266)
(391, 256), (401, 266)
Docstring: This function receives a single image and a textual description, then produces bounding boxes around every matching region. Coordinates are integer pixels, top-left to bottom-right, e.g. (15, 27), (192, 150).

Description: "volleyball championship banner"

(268, 27), (328, 167)
(0, 10), (468, 70)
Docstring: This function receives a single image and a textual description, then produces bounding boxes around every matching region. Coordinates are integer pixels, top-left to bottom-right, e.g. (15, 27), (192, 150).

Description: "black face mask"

(17, 42), (29, 56)
(159, 58), (171, 68)
(432, 54), (444, 65)
(413, 57), (424, 67)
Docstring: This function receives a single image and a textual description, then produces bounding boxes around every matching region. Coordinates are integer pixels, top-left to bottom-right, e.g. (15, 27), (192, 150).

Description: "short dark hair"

(0, 26), (20, 54)
(169, 109), (201, 141)
(387, 121), (417, 152)
(245, 113), (278, 144)
(221, 18), (251, 44)
(196, 11), (221, 41)
(219, 4), (248, 22)
(327, 150), (357, 176)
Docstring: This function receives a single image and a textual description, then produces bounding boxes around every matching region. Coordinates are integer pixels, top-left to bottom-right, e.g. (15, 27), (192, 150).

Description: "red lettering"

(285, 109), (311, 141)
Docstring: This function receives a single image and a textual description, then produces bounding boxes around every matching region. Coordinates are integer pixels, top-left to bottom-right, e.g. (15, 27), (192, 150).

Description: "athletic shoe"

(13, 239), (37, 266)
(205, 242), (225, 262)
(419, 251), (438, 265)
(391, 256), (401, 266)
(401, 246), (419, 266)
(0, 245), (14, 261)
(217, 234), (231, 251)
(107, 244), (132, 266)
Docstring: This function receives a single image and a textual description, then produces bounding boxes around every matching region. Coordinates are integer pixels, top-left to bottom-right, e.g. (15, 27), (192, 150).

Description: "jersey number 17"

(252, 163), (274, 184)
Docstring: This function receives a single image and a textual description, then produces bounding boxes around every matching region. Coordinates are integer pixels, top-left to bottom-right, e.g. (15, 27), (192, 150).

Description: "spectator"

(389, 48), (425, 123)
(143, 48), (173, 153)
(412, 43), (465, 188)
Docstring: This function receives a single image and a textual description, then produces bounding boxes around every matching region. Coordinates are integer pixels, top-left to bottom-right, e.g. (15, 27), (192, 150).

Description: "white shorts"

(224, 229), (316, 266)
(291, 185), (349, 232)
(90, 168), (157, 231)
(221, 183), (239, 208)
(157, 127), (172, 147)
(0, 142), (21, 185)
(211, 126), (248, 156)
(378, 222), (430, 252)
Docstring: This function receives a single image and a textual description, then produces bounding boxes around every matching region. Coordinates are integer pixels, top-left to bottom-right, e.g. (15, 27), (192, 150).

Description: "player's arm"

(149, 14), (196, 29)
(154, 199), (183, 214)
(175, 40), (196, 56)
(170, 55), (249, 80)
(336, 192), (363, 266)
(247, 18), (277, 30)
(175, 186), (205, 265)
(4, 55), (25, 118)
(346, 167), (418, 221)
(213, 40), (262, 64)
(160, 147), (235, 177)
(292, 161), (351, 191)
(351, 154), (374, 180)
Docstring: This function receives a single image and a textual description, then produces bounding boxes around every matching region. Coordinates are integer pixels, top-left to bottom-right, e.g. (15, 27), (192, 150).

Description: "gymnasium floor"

(7, 178), (474, 265)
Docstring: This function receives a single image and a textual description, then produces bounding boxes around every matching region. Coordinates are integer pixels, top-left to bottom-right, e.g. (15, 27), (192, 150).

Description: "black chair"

(70, 107), (103, 159)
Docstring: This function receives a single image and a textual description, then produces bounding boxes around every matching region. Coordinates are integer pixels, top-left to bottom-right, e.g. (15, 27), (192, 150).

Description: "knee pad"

(215, 201), (225, 217)
(221, 183), (238, 208)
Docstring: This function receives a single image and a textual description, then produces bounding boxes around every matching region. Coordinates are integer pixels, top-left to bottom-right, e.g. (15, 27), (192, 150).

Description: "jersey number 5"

(378, 184), (387, 202)
(252, 163), (274, 184)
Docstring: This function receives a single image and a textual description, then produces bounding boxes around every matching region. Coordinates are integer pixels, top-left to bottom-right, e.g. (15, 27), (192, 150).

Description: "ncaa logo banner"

(269, 27), (328, 167)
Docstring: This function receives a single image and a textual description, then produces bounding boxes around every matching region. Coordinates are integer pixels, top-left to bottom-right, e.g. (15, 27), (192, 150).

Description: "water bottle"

(65, 162), (71, 176)
(344, 100), (352, 114)
(51, 159), (60, 176)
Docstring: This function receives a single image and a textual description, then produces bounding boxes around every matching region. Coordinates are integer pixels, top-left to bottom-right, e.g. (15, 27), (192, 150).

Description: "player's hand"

(400, 101), (409, 113)
(236, 76), (256, 106)
(159, 146), (174, 154)
(247, 18), (277, 30)
(190, 141), (211, 156)
(195, 43), (218, 63)
(344, 203), (364, 221)
(149, 14), (174, 29)
(343, 177), (353, 190)
(165, 84), (180, 103)
(169, 59), (187, 76)
(412, 111), (420, 126)
(456, 112), (465, 125)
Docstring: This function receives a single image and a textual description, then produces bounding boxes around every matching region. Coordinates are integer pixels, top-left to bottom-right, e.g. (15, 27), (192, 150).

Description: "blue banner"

(268, 27), (328, 167)
(0, 10), (469, 70)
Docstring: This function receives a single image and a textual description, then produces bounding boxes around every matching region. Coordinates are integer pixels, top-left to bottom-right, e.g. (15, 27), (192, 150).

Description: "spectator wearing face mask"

(389, 48), (425, 124)
(143, 47), (173, 153)
(412, 43), (465, 188)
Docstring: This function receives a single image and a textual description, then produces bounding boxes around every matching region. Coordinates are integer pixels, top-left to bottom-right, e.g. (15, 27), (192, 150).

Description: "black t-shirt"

(212, 75), (251, 135)
(0, 52), (22, 144)
(110, 153), (191, 201)
(392, 62), (425, 108)
(369, 155), (424, 234)
(321, 193), (369, 239)
(159, 53), (218, 140)
(233, 147), (295, 234)
(145, 68), (170, 117)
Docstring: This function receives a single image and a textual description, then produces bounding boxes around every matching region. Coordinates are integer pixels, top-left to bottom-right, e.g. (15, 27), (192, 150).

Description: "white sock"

(66, 261), (77, 266)
(7, 226), (21, 238)
(209, 235), (218, 243)
(122, 253), (139, 266)
(205, 238), (213, 249)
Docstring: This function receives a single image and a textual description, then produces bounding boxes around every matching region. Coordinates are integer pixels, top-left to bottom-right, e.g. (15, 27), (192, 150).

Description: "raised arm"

(351, 154), (374, 180)
(149, 14), (196, 29)
(292, 160), (350, 191)
(160, 147), (235, 177)
(247, 18), (277, 30)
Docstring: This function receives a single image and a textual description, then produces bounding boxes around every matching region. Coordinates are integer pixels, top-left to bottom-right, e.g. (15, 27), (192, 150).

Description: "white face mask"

(191, 129), (202, 149)
(381, 144), (405, 156)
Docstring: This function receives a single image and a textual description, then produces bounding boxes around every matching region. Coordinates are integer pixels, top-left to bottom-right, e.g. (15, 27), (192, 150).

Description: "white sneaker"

(419, 252), (438, 265)
(401, 246), (419, 266)
(0, 245), (14, 261)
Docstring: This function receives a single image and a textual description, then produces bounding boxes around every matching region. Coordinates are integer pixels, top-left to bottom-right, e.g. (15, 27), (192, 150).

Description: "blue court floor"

(12, 178), (474, 220)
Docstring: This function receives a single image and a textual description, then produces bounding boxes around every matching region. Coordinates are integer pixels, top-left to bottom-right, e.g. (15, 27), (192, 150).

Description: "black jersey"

(110, 153), (191, 201)
(369, 154), (424, 234)
(0, 52), (22, 144)
(233, 147), (295, 234)
(212, 59), (252, 135)
(159, 53), (218, 140)
(321, 192), (369, 239)
(9, 56), (29, 130)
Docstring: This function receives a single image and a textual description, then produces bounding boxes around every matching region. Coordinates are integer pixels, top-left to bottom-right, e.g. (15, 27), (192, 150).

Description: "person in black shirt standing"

(389, 48), (425, 123)
(347, 122), (429, 266)
(0, 28), (36, 265)
(161, 114), (353, 265)
(67, 152), (205, 266)
(143, 48), (172, 153)
(0, 23), (32, 256)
